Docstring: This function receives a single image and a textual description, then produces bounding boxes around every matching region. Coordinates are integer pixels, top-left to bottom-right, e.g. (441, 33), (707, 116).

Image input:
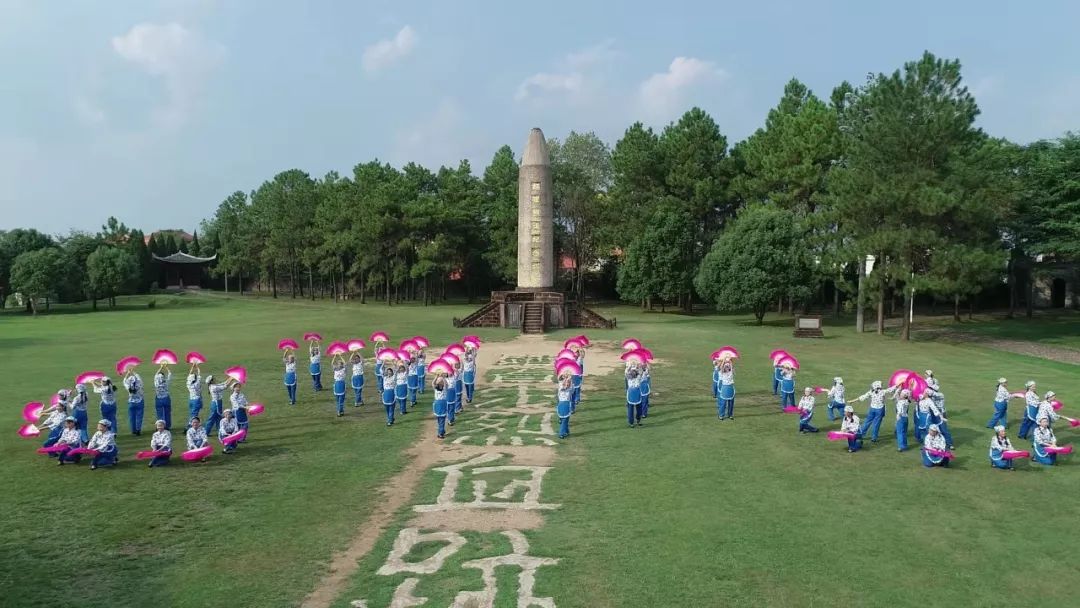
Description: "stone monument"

(454, 128), (613, 333)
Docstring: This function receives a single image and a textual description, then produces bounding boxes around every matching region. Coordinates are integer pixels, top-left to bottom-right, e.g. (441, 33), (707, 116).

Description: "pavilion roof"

(152, 252), (217, 264)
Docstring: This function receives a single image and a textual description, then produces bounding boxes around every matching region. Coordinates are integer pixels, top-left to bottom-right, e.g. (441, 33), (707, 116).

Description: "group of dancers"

(34, 360), (254, 469)
(710, 352), (1072, 469)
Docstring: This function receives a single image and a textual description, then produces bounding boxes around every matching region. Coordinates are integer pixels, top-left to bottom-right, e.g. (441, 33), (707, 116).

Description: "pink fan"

(186, 352), (207, 365)
(889, 369), (917, 388)
(427, 360), (453, 376)
(247, 404), (265, 416)
(564, 338), (585, 349)
(221, 429), (247, 446)
(347, 339), (366, 352)
(462, 335), (481, 343)
(782, 406), (801, 414)
(1051, 400), (1064, 411)
(370, 331), (390, 343)
(462, 339), (481, 350)
(777, 356), (800, 370)
(18, 424), (40, 438)
(377, 350), (399, 362)
(37, 445), (70, 454)
(634, 348), (655, 361)
(712, 348), (738, 360)
(926, 448), (955, 460)
(620, 351), (647, 366)
(278, 339), (299, 351)
(182, 446), (213, 461)
(115, 356), (142, 375)
(50, 393), (61, 407)
(1065, 418), (1080, 428)
(326, 342), (348, 356)
(396, 349), (412, 363)
(225, 366), (247, 385)
(446, 343), (466, 357)
(22, 402), (44, 423)
(304, 332), (323, 342)
(556, 348), (577, 361)
(135, 450), (170, 460)
(440, 353), (461, 367)
(769, 349), (790, 364)
(908, 376), (929, 400)
(814, 386), (828, 394)
(622, 338), (641, 351)
(153, 349), (179, 365)
(575, 334), (591, 346)
(1002, 450), (1030, 460)
(400, 339), (419, 352)
(827, 431), (856, 441)
(75, 371), (105, 385)
(556, 361), (582, 377)
(1010, 391), (1026, 399)
(1045, 445), (1073, 455)
(412, 336), (429, 348)
(67, 447), (99, 457)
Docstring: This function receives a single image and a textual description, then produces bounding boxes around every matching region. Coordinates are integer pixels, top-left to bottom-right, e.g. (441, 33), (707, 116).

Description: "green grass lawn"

(3, 296), (1080, 607)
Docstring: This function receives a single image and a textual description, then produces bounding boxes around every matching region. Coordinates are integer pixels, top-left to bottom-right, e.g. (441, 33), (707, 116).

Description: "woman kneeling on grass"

(55, 417), (83, 466)
(1032, 417), (1060, 466)
(989, 425), (1015, 470)
(219, 409), (239, 454)
(186, 416), (208, 451)
(921, 424), (950, 468)
(840, 406), (862, 453)
(798, 387), (819, 434)
(149, 420), (172, 468)
(87, 420), (119, 470)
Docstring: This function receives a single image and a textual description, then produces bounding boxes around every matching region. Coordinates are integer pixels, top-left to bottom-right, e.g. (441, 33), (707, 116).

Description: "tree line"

(3, 51), (1077, 340)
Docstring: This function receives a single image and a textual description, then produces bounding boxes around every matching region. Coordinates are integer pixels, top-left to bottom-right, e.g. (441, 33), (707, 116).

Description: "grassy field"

(3, 295), (1080, 607)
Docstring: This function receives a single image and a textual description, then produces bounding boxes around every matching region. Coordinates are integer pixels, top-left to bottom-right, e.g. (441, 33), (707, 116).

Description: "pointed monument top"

(521, 127), (550, 167)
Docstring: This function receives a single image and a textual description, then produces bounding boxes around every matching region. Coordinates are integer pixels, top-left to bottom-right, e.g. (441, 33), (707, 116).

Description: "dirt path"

(920, 329), (1080, 365)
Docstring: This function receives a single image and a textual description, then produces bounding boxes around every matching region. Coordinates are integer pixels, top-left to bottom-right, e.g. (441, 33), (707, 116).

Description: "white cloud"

(514, 40), (617, 103)
(110, 22), (225, 129)
(638, 56), (727, 120)
(362, 25), (417, 73)
(514, 72), (584, 102)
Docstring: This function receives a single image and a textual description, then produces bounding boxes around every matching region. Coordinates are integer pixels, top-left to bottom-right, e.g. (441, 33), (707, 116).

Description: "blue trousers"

(627, 401), (642, 425)
(417, 370), (425, 393)
(336, 392), (346, 414)
(154, 396), (172, 429)
(286, 383), (297, 404)
(717, 396), (734, 418)
(1033, 450), (1056, 466)
(828, 401), (845, 422)
(59, 447), (83, 463)
(311, 373), (322, 391)
(1018, 417), (1036, 440)
(91, 446), (118, 468)
(447, 399), (457, 424)
(127, 399), (145, 434)
(187, 398), (203, 428)
(396, 385), (408, 414)
(436, 415), (446, 437)
(847, 437), (863, 452)
(860, 408), (885, 441)
(74, 409), (89, 444)
(408, 387), (418, 406)
(353, 384), (364, 405)
(922, 450), (949, 467)
(383, 389), (395, 424)
(781, 392), (795, 408)
(43, 426), (63, 449)
(150, 452), (171, 467)
(465, 383), (475, 403)
(559, 416), (570, 438)
(205, 400), (224, 437)
(987, 401), (1007, 428)
(799, 415), (818, 433)
(937, 421), (954, 448)
(772, 376), (780, 395)
(100, 403), (118, 434)
(991, 455), (1013, 469)
(641, 392), (651, 417)
(895, 416), (909, 451)
(712, 381), (718, 398)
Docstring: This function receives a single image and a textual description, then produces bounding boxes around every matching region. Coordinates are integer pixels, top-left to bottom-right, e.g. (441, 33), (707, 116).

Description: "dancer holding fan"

(204, 374), (228, 436)
(626, 364), (643, 428)
(431, 375), (449, 439)
(893, 389), (911, 452)
(185, 362), (205, 429)
(462, 347), (477, 405)
(640, 361), (652, 418)
(283, 350), (298, 406)
(229, 381), (250, 439)
(445, 361), (459, 426)
(779, 363), (797, 410)
(147, 420), (172, 467)
(154, 364), (173, 429)
(407, 356), (420, 408)
(40, 399), (69, 451)
(856, 381), (894, 443)
(72, 384), (90, 444)
(219, 410), (240, 454)
(987, 378), (1017, 429)
(840, 406), (862, 453)
(416, 346), (427, 395)
(395, 361), (409, 415)
(350, 351), (366, 407)
(797, 387), (819, 433)
(922, 424), (951, 468)
(186, 417), (209, 452)
(381, 361), (396, 427)
(1019, 381), (1040, 440)
(86, 420), (119, 470)
(557, 374), (574, 439)
(122, 366), (145, 436)
(332, 355), (348, 417)
(92, 377), (119, 435)
(55, 417), (84, 465)
(826, 378), (846, 422)
(309, 339), (323, 392)
(989, 426), (1017, 470)
(1032, 417), (1063, 465)
(717, 359), (735, 420)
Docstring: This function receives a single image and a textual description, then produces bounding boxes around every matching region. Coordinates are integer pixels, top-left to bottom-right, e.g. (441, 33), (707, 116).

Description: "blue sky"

(3, 0), (1078, 235)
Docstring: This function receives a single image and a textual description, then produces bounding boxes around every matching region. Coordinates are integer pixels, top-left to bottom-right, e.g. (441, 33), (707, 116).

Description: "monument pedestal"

(453, 291), (615, 333)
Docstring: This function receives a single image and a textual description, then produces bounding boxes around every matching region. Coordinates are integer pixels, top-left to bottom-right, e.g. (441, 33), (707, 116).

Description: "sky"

(2, 0), (1078, 235)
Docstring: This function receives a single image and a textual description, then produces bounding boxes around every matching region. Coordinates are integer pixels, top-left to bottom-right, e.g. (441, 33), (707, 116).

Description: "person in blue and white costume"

(556, 375), (573, 439)
(1018, 380), (1040, 440)
(639, 362), (652, 418)
(41, 395), (69, 451)
(989, 425), (1015, 470)
(893, 389), (911, 452)
(219, 409), (240, 454)
(309, 342), (323, 392)
(185, 364), (203, 430)
(230, 383), (249, 439)
(86, 419), (119, 470)
(394, 363), (409, 415)
(826, 378), (846, 422)
(432, 376), (448, 439)
(462, 349), (477, 404)
(445, 365), (459, 426)
(55, 417), (84, 465)
(381, 364), (396, 427)
(572, 347), (585, 408)
(798, 387), (819, 433)
(772, 363), (783, 396)
(1032, 417), (1060, 465)
(282, 351), (298, 405)
(153, 365), (173, 429)
(416, 349), (427, 395)
(148, 420), (172, 468)
(856, 381), (895, 443)
(840, 406), (862, 452)
(71, 384), (90, 445)
(987, 378), (1017, 429)
(122, 368), (145, 436)
(915, 391), (941, 444)
(921, 424), (950, 468)
(779, 364), (796, 409)
(373, 346), (385, 380)
(454, 360), (465, 414)
(1037, 391), (1060, 430)
(717, 359), (735, 420)
(185, 417), (209, 462)
(926, 390), (955, 450)
(626, 366), (643, 428)
(92, 377), (119, 435)
(204, 374), (227, 437)
(925, 370), (946, 415)
(712, 359), (720, 398)
(407, 357), (420, 407)
(350, 352), (365, 406)
(332, 357), (348, 417)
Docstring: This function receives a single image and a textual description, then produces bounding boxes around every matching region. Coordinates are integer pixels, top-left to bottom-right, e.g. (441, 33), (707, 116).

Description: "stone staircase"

(522, 302), (545, 334)
(452, 301), (500, 328)
(567, 302), (616, 329)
